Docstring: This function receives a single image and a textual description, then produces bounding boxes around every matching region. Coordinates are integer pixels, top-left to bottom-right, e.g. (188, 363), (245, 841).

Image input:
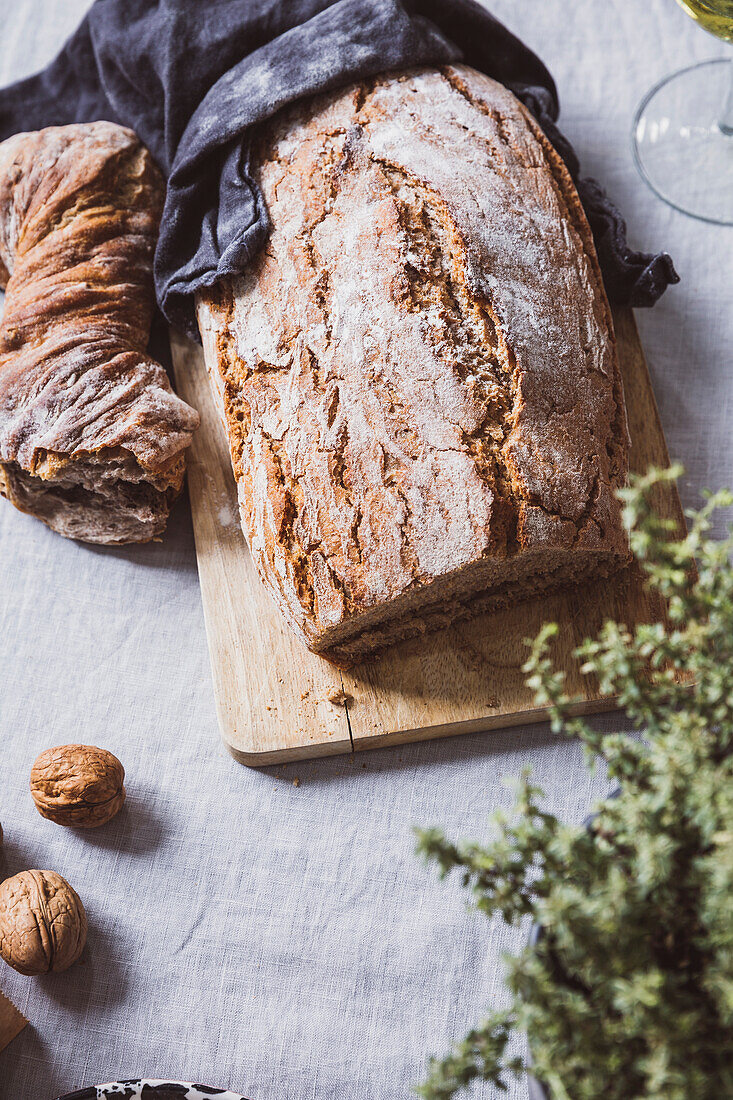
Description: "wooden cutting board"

(0, 990), (27, 1053)
(170, 307), (685, 765)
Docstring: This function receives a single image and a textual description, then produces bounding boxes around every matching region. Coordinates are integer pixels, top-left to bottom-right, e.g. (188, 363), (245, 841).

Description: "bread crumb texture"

(327, 687), (353, 706)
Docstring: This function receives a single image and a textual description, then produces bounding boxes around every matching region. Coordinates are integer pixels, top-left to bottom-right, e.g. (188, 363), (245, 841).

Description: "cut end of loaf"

(0, 448), (185, 544)
(307, 544), (630, 667)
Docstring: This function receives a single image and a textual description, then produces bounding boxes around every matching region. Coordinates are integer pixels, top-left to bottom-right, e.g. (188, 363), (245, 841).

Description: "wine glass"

(633, 1), (733, 224)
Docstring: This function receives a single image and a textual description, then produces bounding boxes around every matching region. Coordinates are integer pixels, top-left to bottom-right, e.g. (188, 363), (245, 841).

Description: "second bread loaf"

(0, 122), (199, 544)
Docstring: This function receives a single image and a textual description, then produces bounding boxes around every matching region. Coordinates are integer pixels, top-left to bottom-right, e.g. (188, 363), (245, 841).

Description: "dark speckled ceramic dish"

(58, 1081), (248, 1100)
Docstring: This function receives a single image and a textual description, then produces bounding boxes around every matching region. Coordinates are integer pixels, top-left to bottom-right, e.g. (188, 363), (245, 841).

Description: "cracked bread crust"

(0, 122), (200, 544)
(197, 65), (630, 665)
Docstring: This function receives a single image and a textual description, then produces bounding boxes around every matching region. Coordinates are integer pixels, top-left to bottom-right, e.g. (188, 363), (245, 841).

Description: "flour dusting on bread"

(0, 121), (199, 543)
(197, 66), (630, 664)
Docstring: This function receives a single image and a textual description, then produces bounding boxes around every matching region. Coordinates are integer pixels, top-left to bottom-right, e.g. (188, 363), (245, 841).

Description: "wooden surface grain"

(0, 990), (27, 1053)
(171, 307), (685, 765)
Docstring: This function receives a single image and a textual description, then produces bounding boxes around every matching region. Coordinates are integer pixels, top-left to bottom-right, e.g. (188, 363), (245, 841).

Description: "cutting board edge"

(219, 695), (625, 765)
(349, 694), (623, 752)
(197, 620), (354, 764)
(221, 732), (354, 766)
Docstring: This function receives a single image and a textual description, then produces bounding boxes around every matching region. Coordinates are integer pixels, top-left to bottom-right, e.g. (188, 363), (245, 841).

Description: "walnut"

(0, 870), (87, 975)
(30, 744), (125, 828)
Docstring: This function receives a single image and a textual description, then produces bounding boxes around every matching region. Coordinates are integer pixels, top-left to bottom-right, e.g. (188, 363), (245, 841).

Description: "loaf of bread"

(197, 65), (630, 666)
(0, 122), (199, 544)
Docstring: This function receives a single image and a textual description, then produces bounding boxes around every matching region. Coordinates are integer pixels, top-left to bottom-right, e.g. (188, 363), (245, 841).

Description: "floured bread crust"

(197, 65), (630, 665)
(0, 122), (199, 544)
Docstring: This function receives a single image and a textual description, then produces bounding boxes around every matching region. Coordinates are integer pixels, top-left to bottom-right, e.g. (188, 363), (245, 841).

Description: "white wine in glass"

(675, 0), (733, 41)
(633, 0), (733, 223)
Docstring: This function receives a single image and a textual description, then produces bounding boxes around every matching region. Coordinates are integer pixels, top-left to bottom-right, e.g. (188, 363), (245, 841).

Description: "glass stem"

(720, 52), (733, 137)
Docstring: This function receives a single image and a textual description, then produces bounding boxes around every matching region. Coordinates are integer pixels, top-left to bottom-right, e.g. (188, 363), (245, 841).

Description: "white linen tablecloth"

(1, 2), (731, 1097)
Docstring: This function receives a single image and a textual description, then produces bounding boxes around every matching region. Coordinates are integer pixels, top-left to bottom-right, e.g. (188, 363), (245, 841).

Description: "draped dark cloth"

(0, 0), (678, 340)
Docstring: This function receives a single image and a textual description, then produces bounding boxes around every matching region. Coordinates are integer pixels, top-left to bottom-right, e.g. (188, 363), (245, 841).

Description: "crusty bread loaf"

(0, 122), (199, 544)
(197, 65), (630, 666)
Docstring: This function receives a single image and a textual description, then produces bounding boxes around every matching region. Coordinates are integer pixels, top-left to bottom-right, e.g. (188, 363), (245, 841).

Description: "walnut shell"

(30, 744), (125, 828)
(0, 870), (87, 975)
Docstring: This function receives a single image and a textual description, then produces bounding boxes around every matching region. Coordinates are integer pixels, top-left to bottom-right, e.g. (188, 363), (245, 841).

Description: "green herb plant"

(416, 468), (733, 1100)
